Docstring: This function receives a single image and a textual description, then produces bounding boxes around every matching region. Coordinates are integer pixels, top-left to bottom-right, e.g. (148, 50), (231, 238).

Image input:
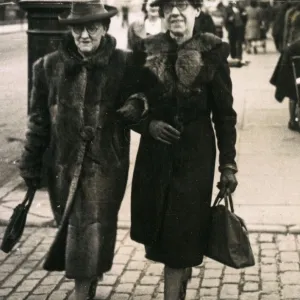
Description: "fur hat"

(59, 0), (118, 25)
(150, 0), (202, 9)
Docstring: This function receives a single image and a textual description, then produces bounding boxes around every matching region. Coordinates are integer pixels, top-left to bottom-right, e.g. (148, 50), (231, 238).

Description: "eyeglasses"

(162, 1), (189, 13)
(71, 23), (100, 35)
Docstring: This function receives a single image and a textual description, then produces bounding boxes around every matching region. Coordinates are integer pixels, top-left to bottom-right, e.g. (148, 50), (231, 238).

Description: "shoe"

(253, 46), (258, 54)
(288, 120), (300, 132)
(179, 268), (192, 300)
(87, 278), (98, 300)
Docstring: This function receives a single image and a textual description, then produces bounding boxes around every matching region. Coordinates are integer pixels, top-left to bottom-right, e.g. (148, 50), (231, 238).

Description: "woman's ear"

(195, 7), (201, 18)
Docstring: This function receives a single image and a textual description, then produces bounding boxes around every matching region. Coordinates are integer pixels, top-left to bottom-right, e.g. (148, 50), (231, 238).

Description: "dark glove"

(149, 120), (181, 144)
(117, 96), (147, 124)
(23, 177), (41, 190)
(217, 168), (238, 197)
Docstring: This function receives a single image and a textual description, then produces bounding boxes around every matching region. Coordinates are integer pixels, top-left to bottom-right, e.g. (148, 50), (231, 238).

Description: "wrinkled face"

(146, 0), (160, 17)
(162, 1), (200, 37)
(71, 22), (106, 56)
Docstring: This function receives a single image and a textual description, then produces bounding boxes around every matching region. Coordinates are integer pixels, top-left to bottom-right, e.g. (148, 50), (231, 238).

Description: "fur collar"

(59, 33), (117, 72)
(143, 32), (222, 55)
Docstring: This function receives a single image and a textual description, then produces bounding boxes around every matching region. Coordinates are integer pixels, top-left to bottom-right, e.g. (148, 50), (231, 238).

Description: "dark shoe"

(179, 268), (192, 300)
(87, 278), (98, 300)
(253, 46), (258, 54)
(288, 120), (300, 132)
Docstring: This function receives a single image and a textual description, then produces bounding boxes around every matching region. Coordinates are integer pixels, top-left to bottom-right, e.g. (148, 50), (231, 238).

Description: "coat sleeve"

(208, 42), (238, 172)
(19, 57), (51, 180)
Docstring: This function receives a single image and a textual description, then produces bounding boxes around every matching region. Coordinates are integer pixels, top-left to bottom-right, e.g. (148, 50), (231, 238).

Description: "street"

(1, 12), (300, 300)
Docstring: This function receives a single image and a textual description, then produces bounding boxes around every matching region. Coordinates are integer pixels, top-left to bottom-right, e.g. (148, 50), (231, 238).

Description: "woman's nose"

(171, 6), (180, 15)
(81, 28), (89, 38)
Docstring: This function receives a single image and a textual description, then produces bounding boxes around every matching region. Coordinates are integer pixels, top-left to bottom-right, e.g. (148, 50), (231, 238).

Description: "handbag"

(1, 188), (36, 253)
(205, 191), (255, 269)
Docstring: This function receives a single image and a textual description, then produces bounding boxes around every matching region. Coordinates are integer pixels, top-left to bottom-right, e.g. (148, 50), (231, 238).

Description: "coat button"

(80, 126), (95, 142)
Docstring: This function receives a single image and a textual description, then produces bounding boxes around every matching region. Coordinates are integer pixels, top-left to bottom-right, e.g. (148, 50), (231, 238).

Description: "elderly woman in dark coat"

(19, 1), (146, 299)
(125, 0), (238, 298)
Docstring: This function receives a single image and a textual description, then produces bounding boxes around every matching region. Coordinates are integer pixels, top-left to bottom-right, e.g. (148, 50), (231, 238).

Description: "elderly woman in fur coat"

(123, 0), (238, 299)
(19, 1), (147, 299)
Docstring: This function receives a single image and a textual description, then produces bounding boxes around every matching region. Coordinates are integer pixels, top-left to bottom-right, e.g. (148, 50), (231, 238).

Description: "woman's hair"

(250, 0), (258, 8)
(141, 0), (164, 18)
(101, 19), (111, 32)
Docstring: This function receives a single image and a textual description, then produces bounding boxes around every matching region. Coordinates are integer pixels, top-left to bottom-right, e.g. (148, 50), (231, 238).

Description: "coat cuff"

(219, 163), (238, 174)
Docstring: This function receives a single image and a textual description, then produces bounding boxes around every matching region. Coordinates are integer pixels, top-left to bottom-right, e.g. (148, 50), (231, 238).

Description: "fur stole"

(142, 32), (227, 87)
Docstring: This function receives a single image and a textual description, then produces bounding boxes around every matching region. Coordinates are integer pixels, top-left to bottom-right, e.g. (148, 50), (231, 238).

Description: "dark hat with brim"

(58, 0), (118, 25)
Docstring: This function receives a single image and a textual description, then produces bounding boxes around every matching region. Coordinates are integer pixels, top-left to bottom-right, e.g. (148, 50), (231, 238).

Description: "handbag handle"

(21, 188), (36, 212)
(213, 190), (234, 213)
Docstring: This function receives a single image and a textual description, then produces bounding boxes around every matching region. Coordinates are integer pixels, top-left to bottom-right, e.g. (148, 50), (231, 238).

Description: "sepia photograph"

(0, 0), (299, 299)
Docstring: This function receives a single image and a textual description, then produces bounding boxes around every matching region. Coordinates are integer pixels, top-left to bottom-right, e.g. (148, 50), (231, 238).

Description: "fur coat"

(130, 32), (237, 268)
(19, 33), (146, 278)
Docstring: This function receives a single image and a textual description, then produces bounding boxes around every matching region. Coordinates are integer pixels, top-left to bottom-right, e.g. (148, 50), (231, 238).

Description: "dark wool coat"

(194, 11), (216, 35)
(19, 34), (144, 279)
(270, 39), (300, 102)
(130, 32), (237, 268)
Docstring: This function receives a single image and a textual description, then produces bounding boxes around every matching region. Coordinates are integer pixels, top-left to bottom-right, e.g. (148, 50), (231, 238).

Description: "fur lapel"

(143, 32), (223, 90)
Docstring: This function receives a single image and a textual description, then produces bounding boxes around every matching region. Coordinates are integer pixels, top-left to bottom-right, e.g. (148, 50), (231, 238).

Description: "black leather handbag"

(1, 188), (36, 253)
(205, 192), (255, 269)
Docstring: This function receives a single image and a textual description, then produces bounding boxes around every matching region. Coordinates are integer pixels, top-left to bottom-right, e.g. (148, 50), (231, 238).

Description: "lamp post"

(19, 0), (70, 113)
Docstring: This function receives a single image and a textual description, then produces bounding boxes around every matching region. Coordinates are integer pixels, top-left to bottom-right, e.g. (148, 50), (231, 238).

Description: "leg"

(288, 99), (299, 131)
(164, 266), (192, 300)
(75, 279), (92, 300)
(228, 31), (237, 59)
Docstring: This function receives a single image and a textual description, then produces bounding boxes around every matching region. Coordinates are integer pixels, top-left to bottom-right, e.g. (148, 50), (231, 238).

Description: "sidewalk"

(0, 23), (27, 35)
(0, 227), (300, 300)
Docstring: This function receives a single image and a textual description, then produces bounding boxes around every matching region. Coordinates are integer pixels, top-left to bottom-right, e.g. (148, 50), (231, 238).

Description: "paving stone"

(59, 281), (74, 291)
(261, 249), (277, 257)
(131, 296), (152, 300)
(219, 284), (239, 299)
(244, 275), (259, 282)
(0, 288), (13, 296)
(259, 234), (274, 242)
(186, 289), (197, 299)
(261, 264), (277, 272)
(279, 262), (300, 272)
(134, 285), (156, 295)
(117, 246), (134, 255)
(101, 275), (118, 286)
(260, 243), (276, 250)
(278, 241), (297, 251)
(115, 283), (134, 294)
(140, 275), (160, 285)
(48, 290), (69, 300)
(114, 254), (131, 265)
(33, 284), (56, 294)
(280, 252), (299, 262)
(6, 292), (29, 300)
(188, 278), (201, 289)
(204, 262), (224, 270)
(199, 288), (218, 296)
(95, 286), (113, 299)
(203, 269), (223, 278)
(26, 295), (48, 300)
(282, 285), (300, 299)
(222, 274), (240, 283)
(260, 294), (281, 300)
(261, 272), (277, 282)
(27, 270), (48, 279)
(281, 271), (300, 284)
(107, 264), (126, 275)
(201, 279), (220, 288)
(1, 274), (24, 287)
(16, 279), (40, 292)
(145, 264), (164, 275)
(261, 282), (279, 294)
(239, 292), (260, 300)
(223, 267), (243, 275)
(110, 293), (130, 300)
(243, 282), (259, 292)
(40, 275), (63, 286)
(261, 257), (277, 264)
(126, 261), (146, 271)
(119, 271), (140, 283)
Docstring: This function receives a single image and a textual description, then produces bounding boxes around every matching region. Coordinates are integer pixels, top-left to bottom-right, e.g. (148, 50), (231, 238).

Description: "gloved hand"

(23, 177), (41, 190)
(116, 97), (146, 124)
(217, 168), (238, 197)
(149, 120), (181, 144)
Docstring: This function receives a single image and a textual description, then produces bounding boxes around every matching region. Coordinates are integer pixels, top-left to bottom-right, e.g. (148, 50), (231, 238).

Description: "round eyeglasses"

(162, 1), (189, 13)
(71, 23), (100, 35)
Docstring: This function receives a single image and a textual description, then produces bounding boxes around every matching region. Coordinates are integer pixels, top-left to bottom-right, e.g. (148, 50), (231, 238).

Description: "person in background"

(120, 0), (238, 299)
(193, 0), (216, 35)
(270, 38), (300, 132)
(127, 0), (165, 50)
(211, 1), (227, 39)
(244, 0), (262, 54)
(272, 1), (293, 52)
(225, 0), (246, 62)
(19, 1), (148, 299)
(121, 5), (129, 28)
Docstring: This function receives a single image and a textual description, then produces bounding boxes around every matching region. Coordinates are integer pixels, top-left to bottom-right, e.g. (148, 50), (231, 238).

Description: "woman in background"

(127, 0), (165, 50)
